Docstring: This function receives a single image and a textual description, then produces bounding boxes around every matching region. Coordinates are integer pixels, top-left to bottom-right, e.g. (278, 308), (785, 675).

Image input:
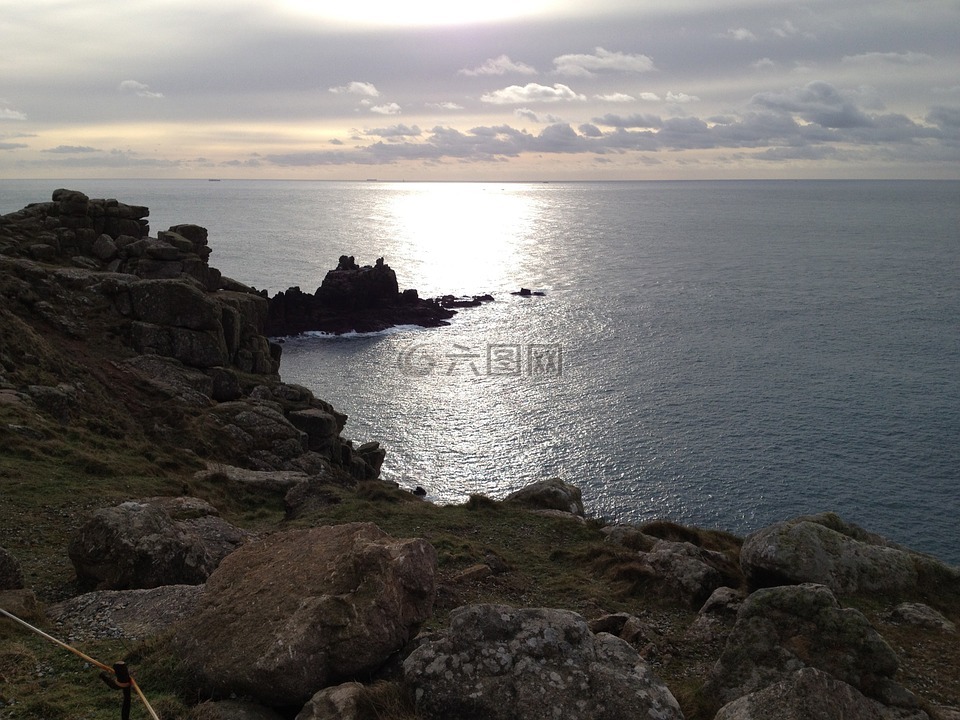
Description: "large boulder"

(403, 604), (684, 720)
(714, 667), (929, 720)
(637, 539), (731, 608)
(68, 498), (248, 590)
(172, 523), (436, 707)
(503, 478), (585, 516)
(703, 583), (915, 710)
(740, 513), (959, 596)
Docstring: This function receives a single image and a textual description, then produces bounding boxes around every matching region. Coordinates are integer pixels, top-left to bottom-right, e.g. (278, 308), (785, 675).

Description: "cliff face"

(0, 190), (381, 478)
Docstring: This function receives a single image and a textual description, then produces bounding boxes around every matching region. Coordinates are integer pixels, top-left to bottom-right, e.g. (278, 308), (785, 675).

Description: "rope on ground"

(0, 606), (161, 720)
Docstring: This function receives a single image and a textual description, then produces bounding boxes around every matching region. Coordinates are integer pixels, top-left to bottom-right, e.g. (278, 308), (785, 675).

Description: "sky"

(1, 0), (959, 180)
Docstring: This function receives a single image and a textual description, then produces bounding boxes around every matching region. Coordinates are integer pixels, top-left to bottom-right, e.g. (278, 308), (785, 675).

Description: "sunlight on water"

(377, 183), (541, 295)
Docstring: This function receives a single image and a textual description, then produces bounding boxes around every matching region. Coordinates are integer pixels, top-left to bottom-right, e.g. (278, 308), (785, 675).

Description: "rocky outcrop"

(68, 497), (249, 590)
(888, 602), (957, 633)
(503, 478), (585, 516)
(264, 256), (458, 336)
(0, 192), (388, 480)
(714, 667), (929, 720)
(704, 583), (918, 710)
(740, 513), (960, 596)
(172, 523), (437, 707)
(0, 191), (276, 374)
(404, 604), (684, 720)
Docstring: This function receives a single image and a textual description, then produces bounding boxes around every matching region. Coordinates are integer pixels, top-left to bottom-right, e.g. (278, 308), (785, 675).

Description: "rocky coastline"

(1, 191), (958, 720)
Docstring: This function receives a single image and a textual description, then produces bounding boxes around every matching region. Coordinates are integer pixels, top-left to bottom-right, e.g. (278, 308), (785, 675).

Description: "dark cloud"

(752, 82), (875, 128)
(593, 113), (663, 129)
(42, 145), (99, 154)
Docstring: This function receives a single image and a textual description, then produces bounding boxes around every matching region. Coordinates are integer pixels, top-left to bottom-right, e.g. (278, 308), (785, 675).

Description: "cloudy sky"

(2, 0), (958, 180)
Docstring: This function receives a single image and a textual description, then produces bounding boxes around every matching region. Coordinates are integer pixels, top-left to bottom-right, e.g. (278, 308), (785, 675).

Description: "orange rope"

(0, 607), (160, 719)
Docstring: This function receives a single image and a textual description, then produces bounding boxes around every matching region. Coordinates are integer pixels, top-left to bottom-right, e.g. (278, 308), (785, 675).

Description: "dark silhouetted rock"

(264, 257), (463, 336)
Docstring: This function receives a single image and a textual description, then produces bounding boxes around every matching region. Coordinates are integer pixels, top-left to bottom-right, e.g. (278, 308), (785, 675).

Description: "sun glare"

(380, 183), (540, 295)
(281, 0), (553, 27)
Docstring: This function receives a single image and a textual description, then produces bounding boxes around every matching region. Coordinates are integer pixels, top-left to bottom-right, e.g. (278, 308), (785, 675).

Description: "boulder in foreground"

(172, 523), (436, 707)
(403, 603), (684, 720)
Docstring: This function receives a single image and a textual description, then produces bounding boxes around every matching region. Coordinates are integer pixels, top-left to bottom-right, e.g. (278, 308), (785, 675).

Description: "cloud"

(579, 123), (603, 137)
(769, 20), (810, 39)
(752, 81), (874, 129)
(42, 145), (99, 154)
(0, 142), (28, 150)
(118, 80), (164, 98)
(666, 91), (700, 103)
(927, 106), (960, 135)
(365, 124), (421, 137)
(553, 47), (655, 77)
(841, 51), (934, 66)
(459, 55), (537, 76)
(260, 93), (951, 169)
(427, 101), (464, 110)
(594, 93), (636, 103)
(329, 82), (380, 97)
(723, 28), (757, 42)
(0, 107), (27, 121)
(593, 113), (663, 129)
(752, 58), (777, 71)
(638, 92), (661, 102)
(370, 103), (402, 115)
(514, 108), (563, 123)
(481, 83), (586, 104)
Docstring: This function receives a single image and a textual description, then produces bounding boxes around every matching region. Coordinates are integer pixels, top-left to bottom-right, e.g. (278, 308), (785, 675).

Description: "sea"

(2, 179), (958, 565)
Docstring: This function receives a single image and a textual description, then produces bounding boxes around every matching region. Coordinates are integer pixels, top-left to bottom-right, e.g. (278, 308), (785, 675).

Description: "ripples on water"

(2, 179), (957, 563)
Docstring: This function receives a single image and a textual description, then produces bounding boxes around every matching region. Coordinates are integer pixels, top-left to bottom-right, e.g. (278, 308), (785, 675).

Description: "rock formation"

(404, 604), (684, 720)
(704, 583), (915, 709)
(265, 255), (457, 336)
(0, 190), (385, 480)
(172, 523), (437, 707)
(740, 512), (960, 596)
(68, 497), (250, 590)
